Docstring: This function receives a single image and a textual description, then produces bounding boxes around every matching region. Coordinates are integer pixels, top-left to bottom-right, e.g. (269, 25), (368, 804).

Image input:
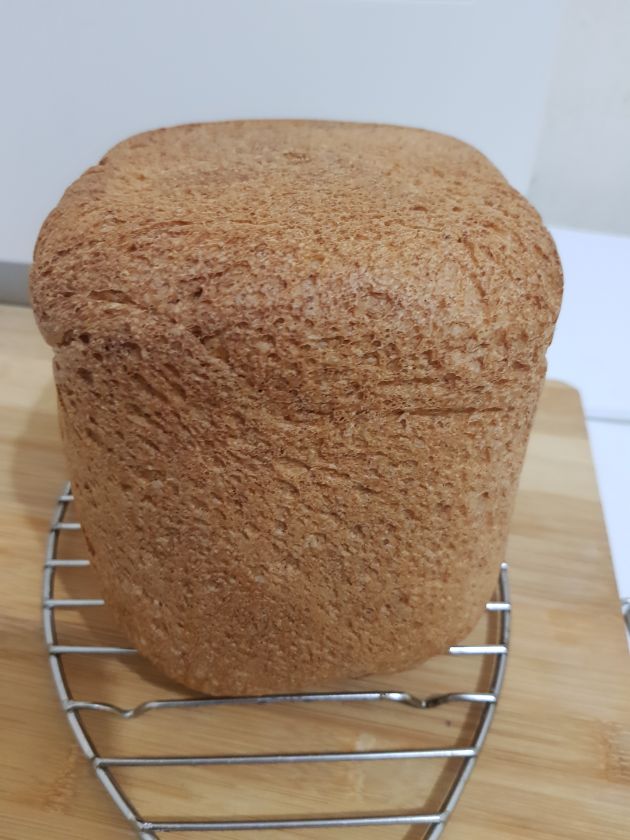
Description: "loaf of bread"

(31, 121), (562, 694)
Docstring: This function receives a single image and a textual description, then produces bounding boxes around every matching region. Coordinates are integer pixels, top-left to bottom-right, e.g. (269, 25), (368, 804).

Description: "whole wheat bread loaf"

(30, 121), (562, 694)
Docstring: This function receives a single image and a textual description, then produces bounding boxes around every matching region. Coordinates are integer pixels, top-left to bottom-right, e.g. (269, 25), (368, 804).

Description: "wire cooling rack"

(43, 483), (511, 839)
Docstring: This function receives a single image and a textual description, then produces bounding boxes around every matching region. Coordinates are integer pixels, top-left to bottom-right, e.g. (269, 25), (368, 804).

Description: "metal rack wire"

(43, 482), (511, 838)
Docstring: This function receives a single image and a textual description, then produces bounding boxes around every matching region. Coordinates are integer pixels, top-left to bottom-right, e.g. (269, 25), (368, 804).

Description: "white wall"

(0, 0), (561, 264)
(529, 0), (630, 236)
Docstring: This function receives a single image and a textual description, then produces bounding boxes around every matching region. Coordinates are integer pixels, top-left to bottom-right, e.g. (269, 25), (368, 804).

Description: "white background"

(3, 0), (629, 256)
(1, 0), (562, 263)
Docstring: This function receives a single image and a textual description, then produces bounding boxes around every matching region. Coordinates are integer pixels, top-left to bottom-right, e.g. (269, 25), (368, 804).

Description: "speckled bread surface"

(30, 121), (562, 694)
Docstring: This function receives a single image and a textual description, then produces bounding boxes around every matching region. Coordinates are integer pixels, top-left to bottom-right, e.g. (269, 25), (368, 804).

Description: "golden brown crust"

(31, 121), (562, 693)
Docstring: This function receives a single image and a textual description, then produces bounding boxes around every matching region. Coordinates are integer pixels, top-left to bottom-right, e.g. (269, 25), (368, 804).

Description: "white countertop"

(546, 226), (630, 601)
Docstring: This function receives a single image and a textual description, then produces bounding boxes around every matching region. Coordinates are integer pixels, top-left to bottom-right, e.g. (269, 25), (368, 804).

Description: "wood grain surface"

(1, 303), (629, 840)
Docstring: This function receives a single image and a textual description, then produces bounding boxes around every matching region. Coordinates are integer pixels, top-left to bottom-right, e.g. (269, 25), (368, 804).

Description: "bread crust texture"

(31, 121), (562, 693)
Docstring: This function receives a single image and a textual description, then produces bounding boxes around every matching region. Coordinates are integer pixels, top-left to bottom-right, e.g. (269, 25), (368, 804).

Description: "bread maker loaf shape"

(31, 121), (562, 694)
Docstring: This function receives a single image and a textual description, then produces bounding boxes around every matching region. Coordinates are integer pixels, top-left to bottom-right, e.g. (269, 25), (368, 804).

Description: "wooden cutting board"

(1, 303), (629, 840)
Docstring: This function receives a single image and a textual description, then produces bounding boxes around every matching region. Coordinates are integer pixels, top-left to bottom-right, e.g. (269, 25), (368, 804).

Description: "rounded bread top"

(31, 120), (562, 411)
